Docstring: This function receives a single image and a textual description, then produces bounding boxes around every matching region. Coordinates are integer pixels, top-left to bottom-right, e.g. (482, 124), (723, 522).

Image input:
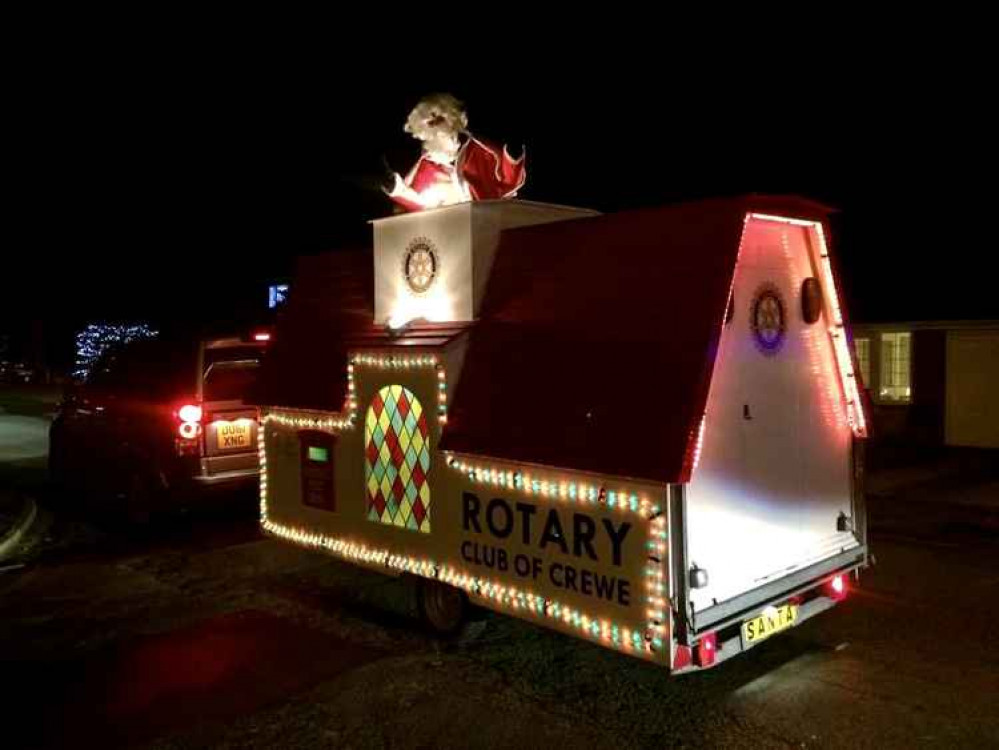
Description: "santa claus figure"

(386, 93), (526, 212)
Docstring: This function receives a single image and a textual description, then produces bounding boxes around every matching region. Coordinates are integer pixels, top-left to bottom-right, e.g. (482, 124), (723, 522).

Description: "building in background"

(851, 320), (999, 449)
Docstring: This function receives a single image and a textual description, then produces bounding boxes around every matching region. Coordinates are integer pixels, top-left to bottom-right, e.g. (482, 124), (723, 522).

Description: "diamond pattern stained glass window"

(365, 385), (432, 533)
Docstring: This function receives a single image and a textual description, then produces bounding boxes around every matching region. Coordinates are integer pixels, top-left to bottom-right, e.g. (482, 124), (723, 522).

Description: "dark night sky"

(4, 46), (993, 367)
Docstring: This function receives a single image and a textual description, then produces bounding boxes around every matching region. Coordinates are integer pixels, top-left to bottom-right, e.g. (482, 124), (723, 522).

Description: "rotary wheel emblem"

(750, 283), (786, 355)
(403, 238), (438, 295)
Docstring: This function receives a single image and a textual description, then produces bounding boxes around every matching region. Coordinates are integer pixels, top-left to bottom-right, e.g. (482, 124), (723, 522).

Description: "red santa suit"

(388, 135), (526, 212)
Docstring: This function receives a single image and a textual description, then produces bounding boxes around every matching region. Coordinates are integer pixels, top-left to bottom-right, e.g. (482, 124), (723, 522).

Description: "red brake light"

(694, 631), (717, 667)
(178, 404), (203, 423)
(828, 574), (847, 600)
(253, 332), (271, 342)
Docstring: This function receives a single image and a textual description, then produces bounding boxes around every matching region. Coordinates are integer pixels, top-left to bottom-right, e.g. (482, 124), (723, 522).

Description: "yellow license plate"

(216, 420), (253, 450)
(742, 603), (798, 644)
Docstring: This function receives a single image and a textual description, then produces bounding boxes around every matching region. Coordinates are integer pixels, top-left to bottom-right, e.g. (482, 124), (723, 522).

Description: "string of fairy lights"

(262, 353), (448, 433)
(446, 456), (653, 516)
(747, 213), (867, 438)
(445, 453), (669, 655)
(259, 351), (669, 660)
(72, 323), (157, 380)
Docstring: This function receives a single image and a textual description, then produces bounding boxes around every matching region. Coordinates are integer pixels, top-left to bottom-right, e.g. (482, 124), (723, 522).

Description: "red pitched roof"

(262, 196), (836, 484)
(439, 196), (833, 484)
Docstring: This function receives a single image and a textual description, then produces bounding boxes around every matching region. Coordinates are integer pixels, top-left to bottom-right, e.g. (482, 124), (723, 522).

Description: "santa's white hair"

(404, 93), (468, 165)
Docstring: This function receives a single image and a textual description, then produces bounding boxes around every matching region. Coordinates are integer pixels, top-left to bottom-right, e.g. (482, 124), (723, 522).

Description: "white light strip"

(691, 417), (707, 471)
(747, 212), (818, 227)
(747, 213), (867, 437)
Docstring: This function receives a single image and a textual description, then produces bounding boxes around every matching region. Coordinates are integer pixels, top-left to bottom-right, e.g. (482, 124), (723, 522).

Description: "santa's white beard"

(420, 131), (461, 165)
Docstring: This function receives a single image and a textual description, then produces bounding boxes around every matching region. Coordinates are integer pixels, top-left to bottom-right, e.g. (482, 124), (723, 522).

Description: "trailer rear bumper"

(673, 547), (866, 673)
(698, 591), (838, 671)
(690, 545), (867, 635)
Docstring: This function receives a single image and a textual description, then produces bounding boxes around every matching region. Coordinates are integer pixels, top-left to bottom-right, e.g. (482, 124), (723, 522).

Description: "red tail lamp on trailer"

(827, 573), (848, 601)
(694, 631), (718, 667)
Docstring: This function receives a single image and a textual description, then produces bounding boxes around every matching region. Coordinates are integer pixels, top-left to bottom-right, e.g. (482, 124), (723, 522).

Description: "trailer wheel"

(417, 579), (467, 636)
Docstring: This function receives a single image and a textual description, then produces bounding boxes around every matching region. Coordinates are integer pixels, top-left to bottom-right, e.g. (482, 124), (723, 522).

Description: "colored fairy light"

(445, 456), (659, 521)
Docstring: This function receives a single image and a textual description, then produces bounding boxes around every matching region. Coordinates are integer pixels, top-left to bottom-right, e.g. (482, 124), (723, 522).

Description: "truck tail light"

(253, 332), (272, 342)
(828, 574), (847, 601)
(694, 631), (717, 667)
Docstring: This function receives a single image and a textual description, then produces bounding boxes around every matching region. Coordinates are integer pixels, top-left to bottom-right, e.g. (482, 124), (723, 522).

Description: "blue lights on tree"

(73, 323), (157, 380)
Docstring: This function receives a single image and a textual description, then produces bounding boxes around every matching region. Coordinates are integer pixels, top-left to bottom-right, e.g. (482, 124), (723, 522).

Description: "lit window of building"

(853, 337), (871, 388)
(879, 332), (912, 402)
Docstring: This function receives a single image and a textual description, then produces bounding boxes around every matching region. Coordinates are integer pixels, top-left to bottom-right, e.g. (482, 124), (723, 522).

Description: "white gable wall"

(685, 216), (859, 613)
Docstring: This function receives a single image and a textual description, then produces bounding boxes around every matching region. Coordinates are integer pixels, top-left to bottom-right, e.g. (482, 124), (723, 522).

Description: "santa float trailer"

(257, 196), (869, 672)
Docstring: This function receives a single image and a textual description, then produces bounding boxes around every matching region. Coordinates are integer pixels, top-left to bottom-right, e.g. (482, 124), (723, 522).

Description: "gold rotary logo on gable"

(750, 282), (787, 356)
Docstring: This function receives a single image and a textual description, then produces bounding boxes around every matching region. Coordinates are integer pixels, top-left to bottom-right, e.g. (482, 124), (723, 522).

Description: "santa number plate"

(742, 603), (798, 644)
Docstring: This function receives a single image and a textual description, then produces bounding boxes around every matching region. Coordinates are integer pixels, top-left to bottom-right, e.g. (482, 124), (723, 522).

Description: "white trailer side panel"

(685, 217), (859, 614)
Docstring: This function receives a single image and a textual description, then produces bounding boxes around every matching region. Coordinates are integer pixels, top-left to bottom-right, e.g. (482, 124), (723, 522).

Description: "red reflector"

(253, 332), (271, 342)
(694, 632), (717, 667)
(673, 644), (693, 670)
(178, 404), (203, 423)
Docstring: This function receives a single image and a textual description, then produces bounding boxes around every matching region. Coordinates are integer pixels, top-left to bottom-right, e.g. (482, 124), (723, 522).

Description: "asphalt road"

(1, 400), (997, 749)
(1, 496), (996, 748)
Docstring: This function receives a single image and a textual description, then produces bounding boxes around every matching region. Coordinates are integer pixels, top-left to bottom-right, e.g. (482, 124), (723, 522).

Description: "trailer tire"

(417, 579), (467, 637)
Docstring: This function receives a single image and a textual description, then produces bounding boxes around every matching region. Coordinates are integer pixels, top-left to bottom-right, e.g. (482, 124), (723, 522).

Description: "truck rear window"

(203, 360), (260, 402)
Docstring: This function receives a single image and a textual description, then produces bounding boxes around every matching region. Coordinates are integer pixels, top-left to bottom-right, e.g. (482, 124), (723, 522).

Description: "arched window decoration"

(365, 385), (432, 533)
(801, 277), (823, 324)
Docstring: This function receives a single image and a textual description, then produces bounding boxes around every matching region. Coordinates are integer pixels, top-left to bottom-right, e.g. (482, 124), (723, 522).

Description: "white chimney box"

(371, 199), (598, 326)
